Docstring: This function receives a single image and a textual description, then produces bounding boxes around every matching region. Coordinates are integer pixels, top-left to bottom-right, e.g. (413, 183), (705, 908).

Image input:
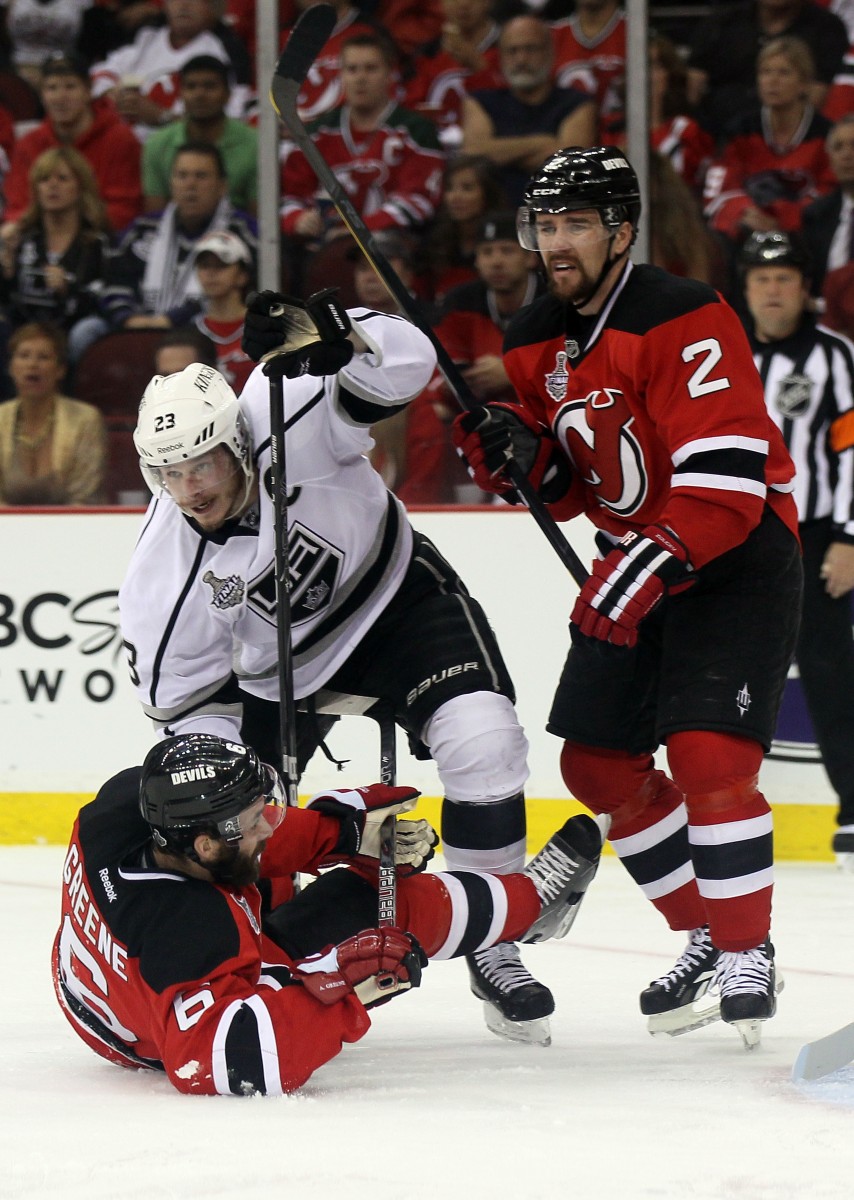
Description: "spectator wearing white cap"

(189, 228), (255, 393)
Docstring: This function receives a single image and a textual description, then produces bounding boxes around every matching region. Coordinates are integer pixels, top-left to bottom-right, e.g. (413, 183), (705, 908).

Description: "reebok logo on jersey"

(736, 683), (751, 716)
(170, 766), (216, 784)
(203, 570), (245, 610)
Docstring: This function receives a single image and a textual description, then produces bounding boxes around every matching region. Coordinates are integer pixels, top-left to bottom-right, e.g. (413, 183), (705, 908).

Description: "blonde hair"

(20, 146), (109, 234)
(757, 36), (816, 84)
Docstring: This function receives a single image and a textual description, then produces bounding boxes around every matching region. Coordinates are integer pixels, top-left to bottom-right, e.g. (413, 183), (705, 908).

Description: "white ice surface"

(5, 849), (854, 1200)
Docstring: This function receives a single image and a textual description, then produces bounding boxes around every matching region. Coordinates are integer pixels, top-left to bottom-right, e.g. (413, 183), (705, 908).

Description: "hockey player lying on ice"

(52, 734), (607, 1097)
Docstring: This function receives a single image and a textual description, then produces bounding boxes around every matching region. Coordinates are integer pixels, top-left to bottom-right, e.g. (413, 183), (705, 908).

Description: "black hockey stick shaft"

(270, 5), (588, 587)
(266, 367), (300, 810)
(375, 702), (397, 927)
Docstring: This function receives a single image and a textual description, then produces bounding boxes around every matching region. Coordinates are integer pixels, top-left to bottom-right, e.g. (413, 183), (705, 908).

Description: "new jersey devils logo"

(555, 389), (649, 517)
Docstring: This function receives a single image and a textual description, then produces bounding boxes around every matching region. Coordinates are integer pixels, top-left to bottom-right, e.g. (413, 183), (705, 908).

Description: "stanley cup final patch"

(203, 570), (246, 609)
(546, 350), (571, 402)
(774, 373), (812, 418)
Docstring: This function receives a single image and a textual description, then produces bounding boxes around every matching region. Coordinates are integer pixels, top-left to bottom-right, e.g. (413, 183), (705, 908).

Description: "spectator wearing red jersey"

(2, 52), (142, 235)
(281, 31), (445, 245)
(461, 15), (596, 206)
(436, 209), (544, 408)
(404, 0), (503, 151)
(649, 33), (714, 197)
(703, 36), (835, 244)
(90, 0), (252, 139)
(190, 228), (255, 394)
(345, 231), (456, 504)
(552, 0), (626, 140)
(687, 0), (848, 139)
(283, 0), (382, 122)
(421, 153), (508, 304)
(374, 0), (443, 58)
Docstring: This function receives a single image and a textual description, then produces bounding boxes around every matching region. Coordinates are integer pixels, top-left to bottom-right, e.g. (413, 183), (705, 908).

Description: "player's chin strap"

(571, 237), (630, 310)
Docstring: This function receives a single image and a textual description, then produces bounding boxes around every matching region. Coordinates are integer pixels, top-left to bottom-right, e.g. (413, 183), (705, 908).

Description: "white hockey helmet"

(134, 363), (253, 496)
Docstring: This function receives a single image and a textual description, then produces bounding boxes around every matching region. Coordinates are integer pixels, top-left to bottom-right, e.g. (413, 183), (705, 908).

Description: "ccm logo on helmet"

(170, 766), (217, 784)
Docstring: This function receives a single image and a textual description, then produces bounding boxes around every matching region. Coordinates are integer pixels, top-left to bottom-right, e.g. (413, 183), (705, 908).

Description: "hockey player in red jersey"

(52, 734), (605, 1096)
(452, 145), (804, 1048)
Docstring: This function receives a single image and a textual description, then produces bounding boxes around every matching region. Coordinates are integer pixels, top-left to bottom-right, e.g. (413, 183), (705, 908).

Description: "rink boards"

(0, 508), (836, 857)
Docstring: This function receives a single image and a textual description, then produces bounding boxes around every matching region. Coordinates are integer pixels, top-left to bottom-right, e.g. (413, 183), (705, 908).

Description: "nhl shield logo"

(565, 338), (580, 359)
(546, 350), (570, 402)
(774, 373), (812, 418)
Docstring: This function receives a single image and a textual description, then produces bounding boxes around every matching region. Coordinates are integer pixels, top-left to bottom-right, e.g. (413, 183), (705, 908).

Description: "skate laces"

(472, 943), (536, 993)
(526, 840), (581, 902)
(714, 945), (772, 997)
(650, 926), (715, 992)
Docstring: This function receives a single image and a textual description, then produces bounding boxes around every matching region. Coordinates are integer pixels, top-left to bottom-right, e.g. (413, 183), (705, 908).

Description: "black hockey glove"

(452, 402), (571, 504)
(243, 288), (355, 378)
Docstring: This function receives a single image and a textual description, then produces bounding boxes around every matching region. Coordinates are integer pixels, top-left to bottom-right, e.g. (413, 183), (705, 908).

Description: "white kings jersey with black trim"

(503, 262), (799, 569)
(118, 310), (435, 739)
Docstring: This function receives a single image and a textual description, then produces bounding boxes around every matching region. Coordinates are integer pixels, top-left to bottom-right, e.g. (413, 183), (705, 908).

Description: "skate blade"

(647, 992), (721, 1037)
(835, 853), (854, 873)
(732, 1018), (763, 1049)
(482, 1002), (552, 1047)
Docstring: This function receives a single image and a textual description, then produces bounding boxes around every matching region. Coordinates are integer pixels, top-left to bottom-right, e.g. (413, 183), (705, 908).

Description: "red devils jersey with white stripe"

(52, 771), (542, 1095)
(285, 11), (380, 121)
(503, 262), (799, 569)
(703, 109), (835, 238)
(281, 105), (445, 234)
(552, 11), (626, 138)
(51, 769), (367, 1096)
(403, 35), (503, 135)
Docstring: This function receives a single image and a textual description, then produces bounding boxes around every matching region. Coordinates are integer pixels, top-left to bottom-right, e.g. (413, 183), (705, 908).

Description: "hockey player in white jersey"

(119, 287), (557, 1045)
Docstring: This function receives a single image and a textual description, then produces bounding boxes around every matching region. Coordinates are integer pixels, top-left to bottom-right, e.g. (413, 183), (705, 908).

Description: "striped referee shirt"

(749, 315), (854, 540)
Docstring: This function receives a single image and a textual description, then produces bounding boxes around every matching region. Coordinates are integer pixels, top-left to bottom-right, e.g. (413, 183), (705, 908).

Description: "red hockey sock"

(395, 871), (540, 959)
(667, 730), (772, 951)
(561, 740), (705, 930)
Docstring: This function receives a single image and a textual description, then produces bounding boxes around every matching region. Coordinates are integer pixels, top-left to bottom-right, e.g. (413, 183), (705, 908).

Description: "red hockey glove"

(451, 403), (571, 504)
(307, 783), (436, 872)
(296, 928), (427, 1009)
(570, 525), (693, 647)
(243, 287), (354, 378)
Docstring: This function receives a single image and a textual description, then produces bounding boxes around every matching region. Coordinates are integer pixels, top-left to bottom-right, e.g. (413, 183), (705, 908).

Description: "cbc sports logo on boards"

(0, 589), (125, 705)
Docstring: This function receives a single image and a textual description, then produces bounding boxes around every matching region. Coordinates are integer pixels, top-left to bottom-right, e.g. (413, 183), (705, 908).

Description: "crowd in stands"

(1, 0), (854, 506)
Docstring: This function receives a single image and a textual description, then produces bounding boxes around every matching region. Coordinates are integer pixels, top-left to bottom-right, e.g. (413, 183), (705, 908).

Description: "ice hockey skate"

(832, 827), (854, 872)
(640, 926), (721, 1036)
(467, 813), (609, 1046)
(716, 939), (780, 1049)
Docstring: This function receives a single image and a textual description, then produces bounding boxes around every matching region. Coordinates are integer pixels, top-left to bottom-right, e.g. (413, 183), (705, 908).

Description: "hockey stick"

(792, 1022), (854, 1083)
(270, 5), (588, 587)
(265, 365), (300, 811)
(373, 701), (397, 927)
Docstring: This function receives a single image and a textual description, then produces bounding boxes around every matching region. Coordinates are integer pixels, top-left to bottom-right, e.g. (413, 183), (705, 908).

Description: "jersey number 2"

(681, 339), (731, 398)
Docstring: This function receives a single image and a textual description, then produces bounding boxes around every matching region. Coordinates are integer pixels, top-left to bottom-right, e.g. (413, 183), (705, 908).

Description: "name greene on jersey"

(503, 262), (799, 569)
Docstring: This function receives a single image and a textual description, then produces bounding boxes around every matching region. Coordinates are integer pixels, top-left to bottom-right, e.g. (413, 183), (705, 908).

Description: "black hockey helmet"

(739, 231), (812, 279)
(139, 734), (285, 856)
(517, 145), (641, 250)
